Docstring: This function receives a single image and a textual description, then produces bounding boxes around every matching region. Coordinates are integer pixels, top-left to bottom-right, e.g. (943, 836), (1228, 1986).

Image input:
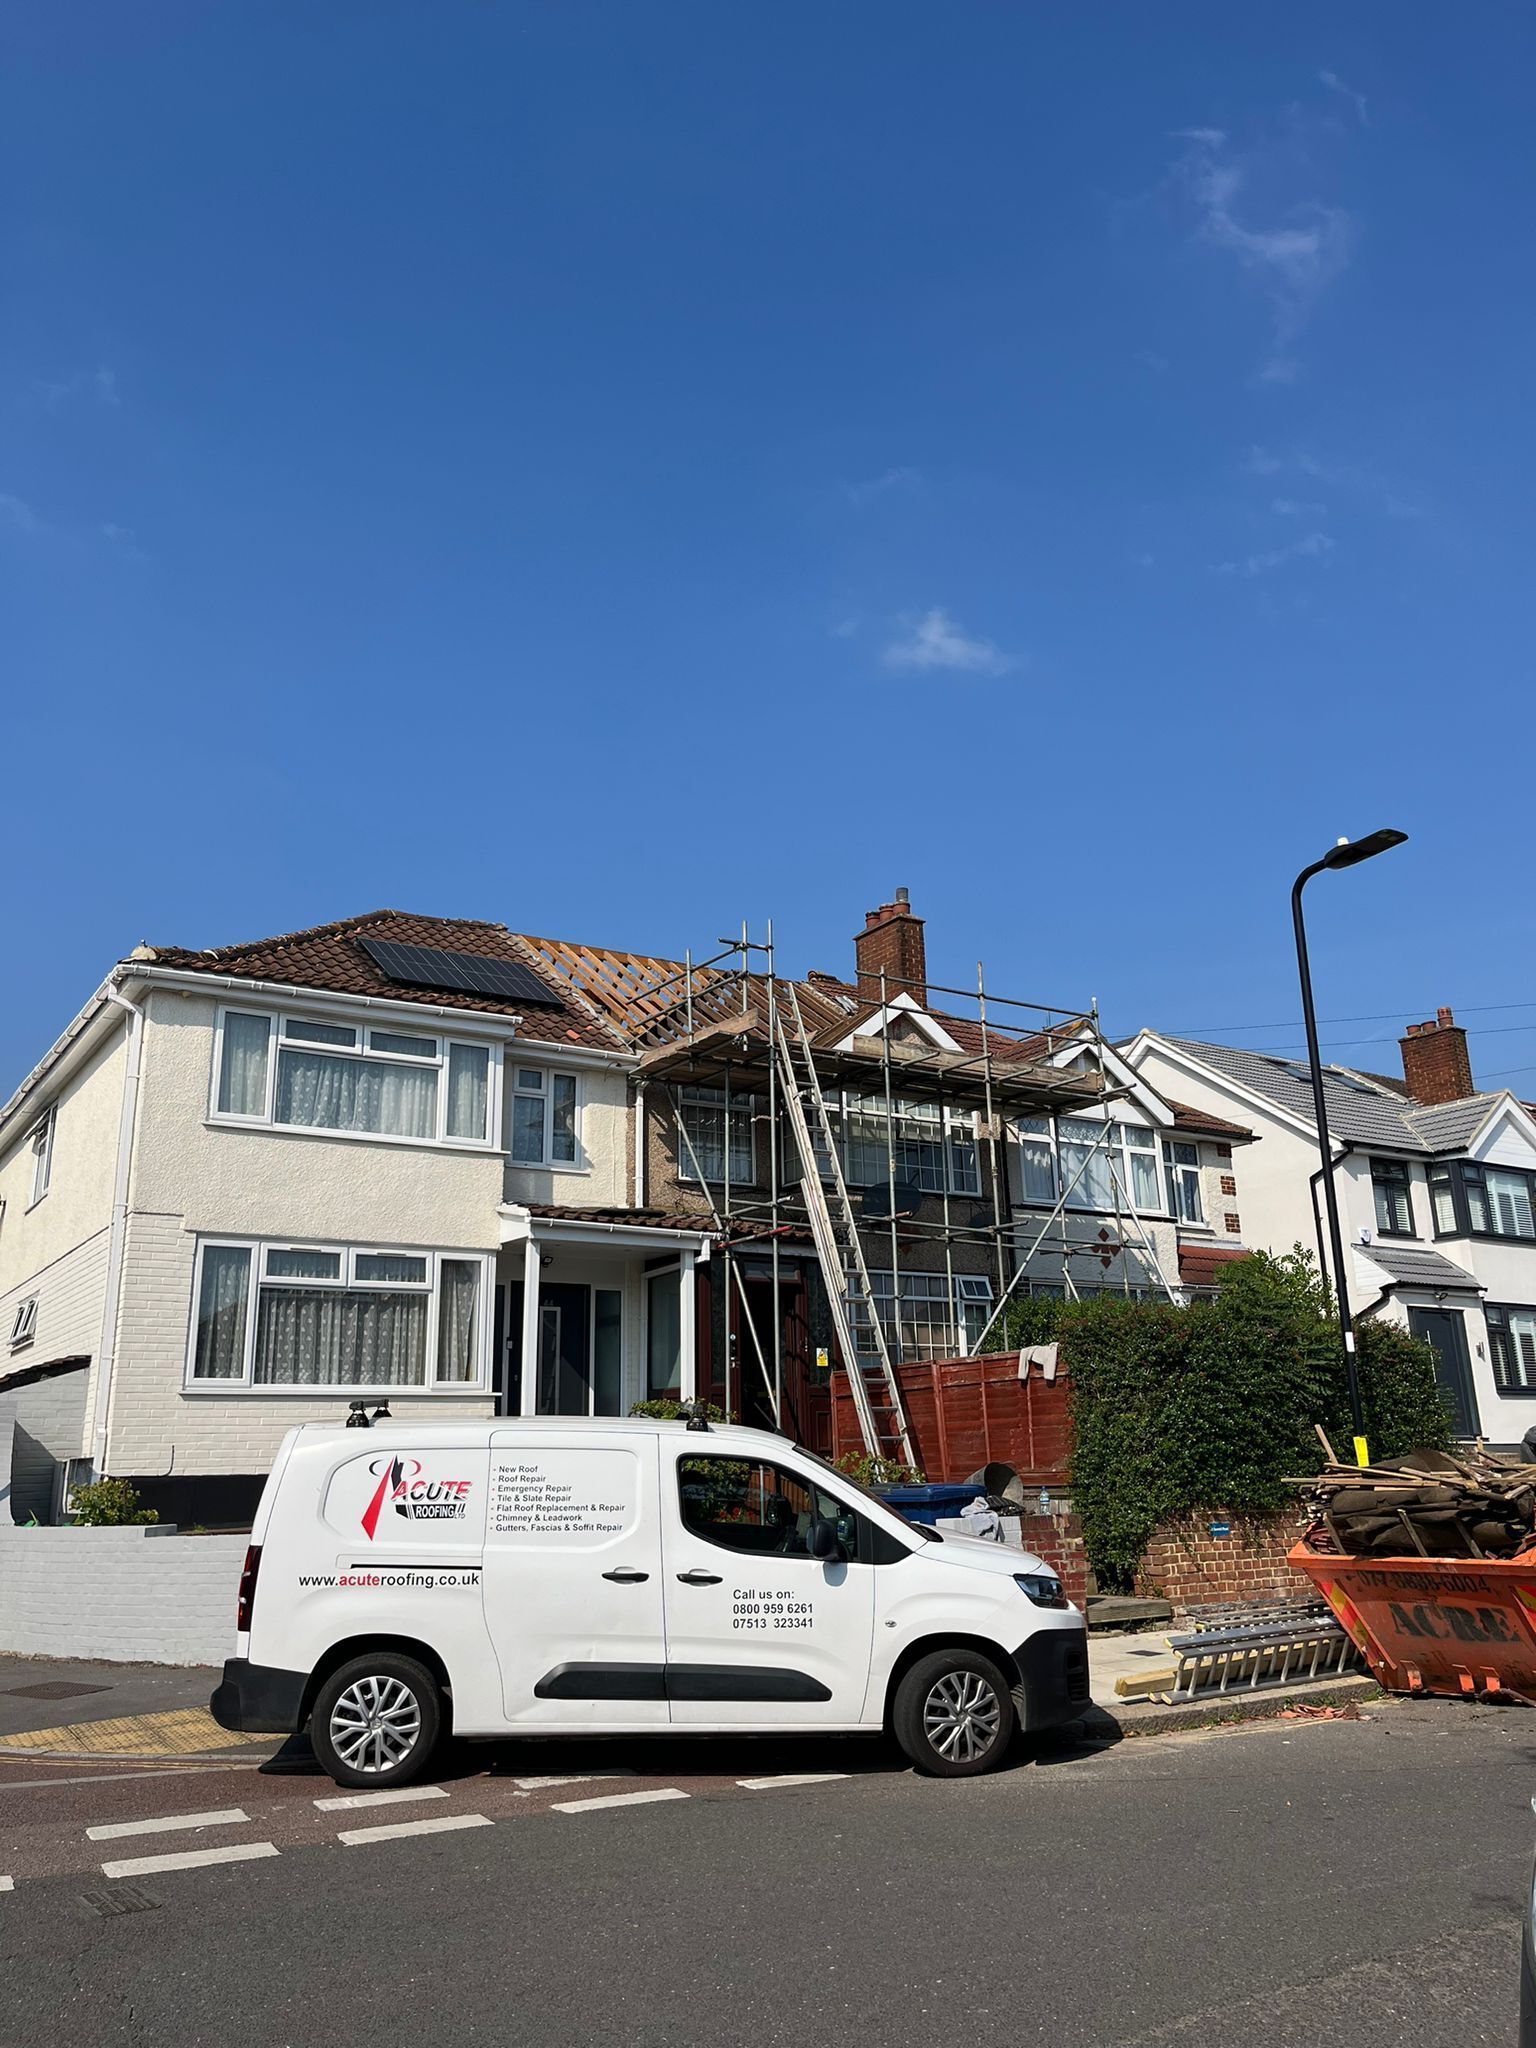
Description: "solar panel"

(357, 938), (566, 1006)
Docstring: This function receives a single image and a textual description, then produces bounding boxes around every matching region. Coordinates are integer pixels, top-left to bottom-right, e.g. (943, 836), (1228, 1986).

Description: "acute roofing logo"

(360, 1456), (472, 1540)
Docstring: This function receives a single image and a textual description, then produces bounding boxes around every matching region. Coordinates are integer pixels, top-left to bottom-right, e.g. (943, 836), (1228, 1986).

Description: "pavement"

(0, 1692), (1529, 2046)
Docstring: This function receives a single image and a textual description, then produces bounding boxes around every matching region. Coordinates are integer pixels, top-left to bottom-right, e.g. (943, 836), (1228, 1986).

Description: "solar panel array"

(358, 938), (565, 1006)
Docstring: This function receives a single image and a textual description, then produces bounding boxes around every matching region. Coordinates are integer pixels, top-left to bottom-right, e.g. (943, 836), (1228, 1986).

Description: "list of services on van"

(492, 1460), (631, 1541)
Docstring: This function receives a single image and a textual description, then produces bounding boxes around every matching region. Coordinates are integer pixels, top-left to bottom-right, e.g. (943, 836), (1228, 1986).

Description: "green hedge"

(999, 1249), (1452, 1591)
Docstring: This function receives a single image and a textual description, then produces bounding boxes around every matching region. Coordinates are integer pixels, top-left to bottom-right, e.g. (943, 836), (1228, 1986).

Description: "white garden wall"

(0, 1521), (245, 1665)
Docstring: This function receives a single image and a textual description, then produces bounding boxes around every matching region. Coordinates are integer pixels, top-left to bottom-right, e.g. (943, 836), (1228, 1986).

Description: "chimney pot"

(853, 893), (927, 1004)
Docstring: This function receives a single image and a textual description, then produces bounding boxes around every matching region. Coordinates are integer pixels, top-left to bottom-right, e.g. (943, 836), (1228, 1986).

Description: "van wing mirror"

(806, 1519), (847, 1564)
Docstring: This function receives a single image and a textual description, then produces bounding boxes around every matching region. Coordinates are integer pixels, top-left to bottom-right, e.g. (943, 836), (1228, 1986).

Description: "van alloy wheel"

(921, 1670), (1003, 1764)
(328, 1675), (423, 1773)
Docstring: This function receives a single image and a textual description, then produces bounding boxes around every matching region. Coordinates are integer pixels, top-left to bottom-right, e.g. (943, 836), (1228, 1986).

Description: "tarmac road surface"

(0, 1697), (1530, 2047)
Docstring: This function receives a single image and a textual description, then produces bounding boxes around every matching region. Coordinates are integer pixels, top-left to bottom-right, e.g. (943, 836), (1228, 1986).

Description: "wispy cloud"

(35, 366), (118, 411)
(1320, 69), (1368, 125)
(1215, 531), (1335, 577)
(1174, 129), (1351, 382)
(1271, 496), (1327, 518)
(882, 607), (1014, 677)
(1246, 445), (1426, 518)
(843, 466), (919, 508)
(0, 491), (42, 535)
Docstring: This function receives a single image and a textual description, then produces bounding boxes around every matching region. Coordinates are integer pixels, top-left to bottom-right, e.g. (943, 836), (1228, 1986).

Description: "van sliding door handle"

(676, 1569), (723, 1586)
(601, 1568), (651, 1584)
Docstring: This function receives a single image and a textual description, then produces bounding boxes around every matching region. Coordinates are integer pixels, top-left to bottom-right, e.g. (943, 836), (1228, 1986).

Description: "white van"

(210, 1413), (1089, 1783)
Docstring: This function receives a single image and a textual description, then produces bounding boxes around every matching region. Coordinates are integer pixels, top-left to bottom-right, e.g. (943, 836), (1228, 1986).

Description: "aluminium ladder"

(773, 986), (916, 1470)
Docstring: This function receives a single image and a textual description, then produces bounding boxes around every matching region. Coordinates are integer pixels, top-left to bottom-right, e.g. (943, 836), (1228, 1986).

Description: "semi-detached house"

(1128, 1007), (1536, 1445)
(0, 895), (1256, 1526)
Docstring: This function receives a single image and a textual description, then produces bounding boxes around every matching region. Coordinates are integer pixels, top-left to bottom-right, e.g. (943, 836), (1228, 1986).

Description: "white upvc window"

(676, 1086), (756, 1185)
(1016, 1117), (1167, 1214)
(829, 1092), (981, 1197)
(185, 1237), (491, 1392)
(1165, 1142), (1205, 1224)
(509, 1067), (580, 1167)
(212, 1008), (498, 1149)
(8, 1295), (38, 1348)
(848, 1268), (993, 1360)
(27, 1107), (55, 1206)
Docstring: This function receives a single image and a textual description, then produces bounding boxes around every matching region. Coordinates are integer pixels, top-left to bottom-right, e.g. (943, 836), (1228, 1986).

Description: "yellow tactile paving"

(0, 1707), (273, 1758)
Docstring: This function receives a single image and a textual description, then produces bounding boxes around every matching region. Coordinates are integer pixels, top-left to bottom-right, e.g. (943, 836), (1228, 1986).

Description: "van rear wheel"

(893, 1649), (1015, 1777)
(311, 1653), (442, 1789)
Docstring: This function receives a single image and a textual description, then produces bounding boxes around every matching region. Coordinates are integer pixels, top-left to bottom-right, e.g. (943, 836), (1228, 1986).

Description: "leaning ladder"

(773, 986), (916, 1469)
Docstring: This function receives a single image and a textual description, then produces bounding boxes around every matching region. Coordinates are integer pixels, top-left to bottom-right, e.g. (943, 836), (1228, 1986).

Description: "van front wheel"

(311, 1653), (442, 1789)
(893, 1650), (1015, 1777)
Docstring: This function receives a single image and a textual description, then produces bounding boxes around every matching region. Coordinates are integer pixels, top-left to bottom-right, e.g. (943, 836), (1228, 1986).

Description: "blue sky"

(4, 3), (1533, 1091)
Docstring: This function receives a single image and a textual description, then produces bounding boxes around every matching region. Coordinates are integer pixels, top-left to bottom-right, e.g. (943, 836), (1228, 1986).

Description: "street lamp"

(1291, 830), (1408, 1466)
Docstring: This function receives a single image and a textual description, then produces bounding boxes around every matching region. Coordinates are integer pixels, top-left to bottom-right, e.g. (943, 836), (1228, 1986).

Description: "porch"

(495, 1204), (714, 1418)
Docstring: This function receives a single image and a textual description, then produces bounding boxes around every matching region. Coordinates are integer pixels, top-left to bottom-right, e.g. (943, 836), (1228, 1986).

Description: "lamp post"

(1291, 829), (1408, 1466)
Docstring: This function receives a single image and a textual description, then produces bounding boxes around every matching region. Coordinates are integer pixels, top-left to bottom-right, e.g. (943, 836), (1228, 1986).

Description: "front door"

(482, 1430), (669, 1725)
(538, 1284), (592, 1415)
(1407, 1306), (1478, 1437)
(660, 1442), (876, 1726)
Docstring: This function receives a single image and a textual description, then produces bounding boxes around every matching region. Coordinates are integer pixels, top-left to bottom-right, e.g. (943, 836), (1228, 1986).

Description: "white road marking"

(512, 1773), (630, 1790)
(736, 1774), (852, 1791)
(87, 1807), (250, 1843)
(337, 1813), (492, 1847)
(313, 1786), (450, 1812)
(552, 1787), (690, 1815)
(101, 1842), (279, 1880)
(0, 1876), (14, 1893)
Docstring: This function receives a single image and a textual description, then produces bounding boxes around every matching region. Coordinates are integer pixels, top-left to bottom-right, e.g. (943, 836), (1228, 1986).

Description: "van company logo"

(360, 1456), (472, 1540)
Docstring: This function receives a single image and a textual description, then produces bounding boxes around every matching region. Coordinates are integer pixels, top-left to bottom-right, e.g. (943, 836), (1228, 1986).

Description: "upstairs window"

(8, 1295), (37, 1348)
(1371, 1158), (1416, 1237)
(1428, 1162), (1459, 1235)
(214, 1009), (495, 1148)
(1018, 1117), (1172, 1217)
(1165, 1142), (1204, 1224)
(27, 1107), (55, 1205)
(509, 1067), (579, 1166)
(1461, 1162), (1536, 1241)
(677, 1086), (755, 1185)
(834, 1094), (980, 1197)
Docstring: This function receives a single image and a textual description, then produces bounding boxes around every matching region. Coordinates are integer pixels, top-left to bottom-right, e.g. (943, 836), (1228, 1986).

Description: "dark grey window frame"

(1487, 1303), (1536, 1396)
(1370, 1157), (1416, 1238)
(1430, 1158), (1536, 1244)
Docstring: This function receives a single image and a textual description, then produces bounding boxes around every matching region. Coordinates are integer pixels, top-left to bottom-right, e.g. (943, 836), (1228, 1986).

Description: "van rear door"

(483, 1431), (668, 1725)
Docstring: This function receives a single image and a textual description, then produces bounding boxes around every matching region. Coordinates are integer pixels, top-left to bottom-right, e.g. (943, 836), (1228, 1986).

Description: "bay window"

(677, 1086), (756, 1184)
(832, 1093), (980, 1197)
(1164, 1142), (1204, 1224)
(510, 1067), (579, 1166)
(187, 1238), (488, 1390)
(1017, 1117), (1177, 1216)
(848, 1268), (994, 1360)
(1434, 1160), (1536, 1241)
(1488, 1305), (1536, 1395)
(213, 1008), (495, 1148)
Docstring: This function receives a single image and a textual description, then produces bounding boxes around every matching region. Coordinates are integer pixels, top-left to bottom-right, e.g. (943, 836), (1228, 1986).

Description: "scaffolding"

(521, 924), (1183, 1460)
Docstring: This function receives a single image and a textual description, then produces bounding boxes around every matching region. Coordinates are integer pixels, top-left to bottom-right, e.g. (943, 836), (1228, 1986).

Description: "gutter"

(89, 983), (146, 1474)
(123, 964), (636, 1070)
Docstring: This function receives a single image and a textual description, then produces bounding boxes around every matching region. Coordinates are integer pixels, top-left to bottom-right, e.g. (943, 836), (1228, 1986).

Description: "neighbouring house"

(1127, 1007), (1536, 1443)
(0, 892), (1265, 1525)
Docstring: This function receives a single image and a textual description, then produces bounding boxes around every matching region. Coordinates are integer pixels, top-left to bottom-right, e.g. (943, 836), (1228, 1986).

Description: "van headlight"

(1014, 1571), (1066, 1608)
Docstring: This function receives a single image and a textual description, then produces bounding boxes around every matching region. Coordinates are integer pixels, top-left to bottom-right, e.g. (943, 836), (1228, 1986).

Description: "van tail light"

(237, 1545), (262, 1632)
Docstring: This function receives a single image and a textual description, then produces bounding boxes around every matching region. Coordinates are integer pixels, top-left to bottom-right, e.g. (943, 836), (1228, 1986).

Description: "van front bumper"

(209, 1658), (307, 1735)
(1012, 1623), (1091, 1732)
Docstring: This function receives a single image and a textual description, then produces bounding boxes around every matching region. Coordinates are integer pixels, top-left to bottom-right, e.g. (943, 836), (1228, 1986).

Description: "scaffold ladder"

(773, 986), (916, 1469)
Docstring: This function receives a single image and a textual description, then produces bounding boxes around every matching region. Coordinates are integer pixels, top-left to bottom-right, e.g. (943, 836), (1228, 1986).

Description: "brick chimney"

(1399, 1007), (1475, 1106)
(855, 888), (927, 1003)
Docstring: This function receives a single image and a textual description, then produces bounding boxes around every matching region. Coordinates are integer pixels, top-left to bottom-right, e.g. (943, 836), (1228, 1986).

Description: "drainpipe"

(1308, 1143), (1356, 1304)
(634, 1078), (647, 1208)
(89, 982), (146, 1476)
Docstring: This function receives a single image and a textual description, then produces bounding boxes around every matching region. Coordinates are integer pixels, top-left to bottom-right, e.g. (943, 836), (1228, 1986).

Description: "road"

(1, 1699), (1529, 2046)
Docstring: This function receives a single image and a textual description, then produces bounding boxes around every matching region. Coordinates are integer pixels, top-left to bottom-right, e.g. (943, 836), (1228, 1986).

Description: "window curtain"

(1059, 1120), (1113, 1208)
(1124, 1131), (1162, 1211)
(446, 1045), (489, 1140)
(254, 1286), (428, 1386)
(218, 1014), (271, 1117)
(193, 1246), (251, 1378)
(435, 1260), (481, 1383)
(1017, 1119), (1057, 1203)
(275, 1050), (438, 1139)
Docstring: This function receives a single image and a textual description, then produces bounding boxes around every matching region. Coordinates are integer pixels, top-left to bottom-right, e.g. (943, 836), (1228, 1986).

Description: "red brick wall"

(1134, 1510), (1312, 1619)
(854, 899), (927, 1002)
(1013, 1507), (1089, 1609)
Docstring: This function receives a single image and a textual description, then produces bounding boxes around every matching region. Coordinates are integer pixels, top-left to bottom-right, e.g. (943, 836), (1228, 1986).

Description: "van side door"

(659, 1444), (876, 1726)
(482, 1431), (669, 1726)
